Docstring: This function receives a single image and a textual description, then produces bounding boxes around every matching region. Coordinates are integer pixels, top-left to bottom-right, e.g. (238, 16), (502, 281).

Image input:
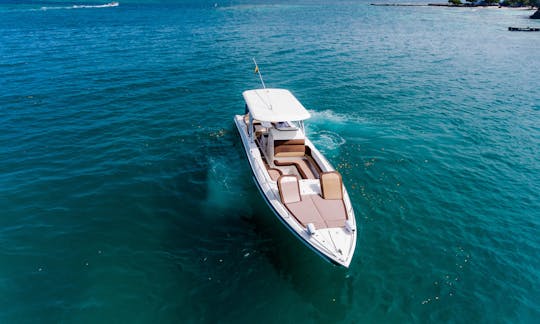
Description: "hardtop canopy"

(242, 88), (311, 122)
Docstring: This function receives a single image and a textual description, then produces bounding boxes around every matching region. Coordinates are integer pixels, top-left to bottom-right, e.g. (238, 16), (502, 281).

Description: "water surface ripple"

(0, 1), (539, 323)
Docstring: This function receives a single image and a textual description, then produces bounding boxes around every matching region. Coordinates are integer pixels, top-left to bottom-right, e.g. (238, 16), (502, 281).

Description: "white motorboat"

(234, 88), (357, 267)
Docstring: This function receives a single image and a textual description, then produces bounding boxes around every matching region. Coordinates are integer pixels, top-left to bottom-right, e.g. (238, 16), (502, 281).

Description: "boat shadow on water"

(155, 123), (357, 321)
(244, 192), (354, 320)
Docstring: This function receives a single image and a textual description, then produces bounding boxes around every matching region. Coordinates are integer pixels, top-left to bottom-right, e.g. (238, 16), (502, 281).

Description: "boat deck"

(277, 173), (348, 230)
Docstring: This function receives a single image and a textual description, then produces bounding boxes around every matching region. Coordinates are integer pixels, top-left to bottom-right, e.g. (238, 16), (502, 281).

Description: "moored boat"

(508, 26), (540, 32)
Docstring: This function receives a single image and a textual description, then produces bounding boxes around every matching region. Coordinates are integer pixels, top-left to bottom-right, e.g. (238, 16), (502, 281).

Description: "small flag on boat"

(252, 58), (266, 89)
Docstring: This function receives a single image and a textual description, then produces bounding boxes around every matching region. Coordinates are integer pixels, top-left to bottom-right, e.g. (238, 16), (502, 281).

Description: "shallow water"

(1, 1), (539, 322)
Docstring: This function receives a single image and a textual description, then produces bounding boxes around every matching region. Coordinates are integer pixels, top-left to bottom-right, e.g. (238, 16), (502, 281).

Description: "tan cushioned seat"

(293, 159), (317, 179)
(277, 175), (301, 204)
(274, 139), (306, 157)
(277, 174), (348, 229)
(275, 158), (317, 179)
(320, 171), (343, 200)
(285, 200), (326, 229)
(267, 168), (282, 181)
(274, 139), (305, 145)
(274, 145), (305, 157)
(310, 194), (347, 224)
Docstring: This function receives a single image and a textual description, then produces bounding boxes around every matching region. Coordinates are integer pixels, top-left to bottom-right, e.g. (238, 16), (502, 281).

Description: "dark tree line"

(448, 0), (540, 6)
(501, 0), (540, 6)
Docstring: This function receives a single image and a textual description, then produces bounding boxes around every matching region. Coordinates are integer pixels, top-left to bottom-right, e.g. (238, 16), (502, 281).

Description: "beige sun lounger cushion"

(284, 194), (347, 229)
(277, 175), (326, 228)
(277, 175), (301, 204)
(277, 175), (347, 229)
(285, 199), (326, 229)
(320, 171), (343, 200)
(310, 194), (348, 226)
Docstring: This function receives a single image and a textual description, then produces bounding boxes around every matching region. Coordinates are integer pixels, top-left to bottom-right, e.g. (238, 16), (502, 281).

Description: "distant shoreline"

(370, 3), (540, 20)
(371, 3), (536, 9)
(370, 3), (426, 6)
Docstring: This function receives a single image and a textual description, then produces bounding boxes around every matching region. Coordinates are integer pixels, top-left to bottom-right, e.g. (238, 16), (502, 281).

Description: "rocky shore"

(371, 2), (540, 19)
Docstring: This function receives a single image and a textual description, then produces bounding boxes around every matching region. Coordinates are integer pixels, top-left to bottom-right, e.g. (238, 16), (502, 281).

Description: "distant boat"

(508, 27), (540, 32)
(234, 88), (357, 267)
(40, 2), (119, 10)
(72, 2), (119, 9)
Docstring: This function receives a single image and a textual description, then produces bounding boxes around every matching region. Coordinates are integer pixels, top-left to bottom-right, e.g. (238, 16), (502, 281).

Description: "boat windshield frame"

(247, 116), (305, 142)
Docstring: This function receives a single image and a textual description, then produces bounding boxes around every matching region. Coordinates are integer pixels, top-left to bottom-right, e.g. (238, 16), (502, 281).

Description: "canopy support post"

(248, 114), (254, 142)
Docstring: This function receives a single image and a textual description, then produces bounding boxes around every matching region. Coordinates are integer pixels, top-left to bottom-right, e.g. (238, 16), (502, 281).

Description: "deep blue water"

(1, 1), (539, 322)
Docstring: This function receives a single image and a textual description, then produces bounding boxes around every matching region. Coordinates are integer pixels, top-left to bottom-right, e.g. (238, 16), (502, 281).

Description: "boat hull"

(233, 115), (356, 267)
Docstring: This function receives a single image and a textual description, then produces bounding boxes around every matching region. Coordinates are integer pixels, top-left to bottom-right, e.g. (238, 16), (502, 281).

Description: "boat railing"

(342, 189), (355, 222)
(250, 138), (281, 189)
(254, 136), (272, 166)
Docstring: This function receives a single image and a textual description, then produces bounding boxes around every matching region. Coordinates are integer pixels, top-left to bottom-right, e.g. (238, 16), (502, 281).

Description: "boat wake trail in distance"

(39, 2), (119, 11)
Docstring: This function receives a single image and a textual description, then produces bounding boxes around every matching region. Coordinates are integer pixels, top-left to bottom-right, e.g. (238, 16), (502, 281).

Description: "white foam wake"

(314, 130), (347, 150)
(308, 109), (348, 124)
(39, 2), (119, 11)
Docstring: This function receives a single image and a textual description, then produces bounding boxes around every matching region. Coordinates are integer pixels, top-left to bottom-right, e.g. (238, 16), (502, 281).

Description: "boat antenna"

(252, 58), (266, 89)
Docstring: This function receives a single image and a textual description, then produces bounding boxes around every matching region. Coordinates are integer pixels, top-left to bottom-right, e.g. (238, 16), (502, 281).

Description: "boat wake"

(39, 2), (119, 11)
(312, 130), (347, 151)
(308, 109), (348, 124)
(308, 108), (367, 125)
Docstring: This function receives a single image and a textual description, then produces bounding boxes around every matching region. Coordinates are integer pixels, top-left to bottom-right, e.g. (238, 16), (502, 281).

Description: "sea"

(0, 0), (539, 322)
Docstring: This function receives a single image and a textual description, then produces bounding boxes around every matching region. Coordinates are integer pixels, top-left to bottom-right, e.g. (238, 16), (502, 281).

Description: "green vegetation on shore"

(445, 0), (540, 19)
(447, 0), (539, 7)
(500, 0), (539, 6)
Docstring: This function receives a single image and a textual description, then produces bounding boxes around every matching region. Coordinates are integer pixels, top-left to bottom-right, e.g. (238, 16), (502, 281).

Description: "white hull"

(234, 115), (357, 267)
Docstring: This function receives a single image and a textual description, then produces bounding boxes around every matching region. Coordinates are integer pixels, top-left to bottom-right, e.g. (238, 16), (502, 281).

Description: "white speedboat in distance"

(234, 88), (357, 267)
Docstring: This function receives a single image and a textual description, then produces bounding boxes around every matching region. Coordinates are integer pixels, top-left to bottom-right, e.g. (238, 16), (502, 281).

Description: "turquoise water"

(1, 1), (539, 322)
